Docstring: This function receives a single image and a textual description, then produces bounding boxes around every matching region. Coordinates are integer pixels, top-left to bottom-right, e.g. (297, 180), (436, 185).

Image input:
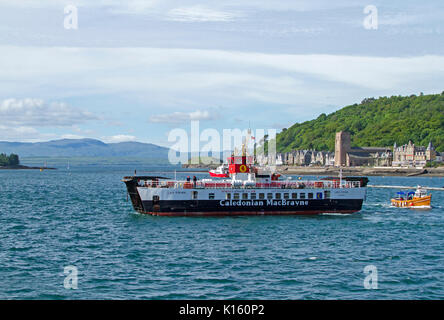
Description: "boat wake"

(408, 205), (431, 209)
(389, 204), (431, 210)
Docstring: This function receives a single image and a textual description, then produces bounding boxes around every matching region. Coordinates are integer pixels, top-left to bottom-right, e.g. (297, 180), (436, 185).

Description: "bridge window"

(324, 191), (330, 199)
(267, 193), (273, 199)
(250, 193), (256, 200)
(275, 193), (281, 199)
(233, 193), (240, 200)
(308, 193), (313, 199)
(259, 193), (265, 200)
(209, 193), (215, 200)
(284, 193), (289, 199)
(192, 191), (198, 200)
(242, 193), (248, 200)
(291, 193), (297, 199)
(300, 193), (306, 199)
(226, 193), (231, 200)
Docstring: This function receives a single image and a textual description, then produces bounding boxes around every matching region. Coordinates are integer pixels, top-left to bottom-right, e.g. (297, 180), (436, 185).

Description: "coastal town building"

(334, 131), (392, 167)
(345, 147), (392, 167)
(392, 141), (441, 167)
(257, 150), (334, 167)
(258, 131), (442, 168)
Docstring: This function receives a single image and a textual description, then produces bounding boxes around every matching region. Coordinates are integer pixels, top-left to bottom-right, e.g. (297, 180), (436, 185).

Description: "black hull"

(139, 199), (363, 216)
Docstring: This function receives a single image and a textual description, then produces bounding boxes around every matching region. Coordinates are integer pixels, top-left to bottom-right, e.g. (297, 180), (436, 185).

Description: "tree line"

(0, 153), (20, 166)
(276, 91), (444, 152)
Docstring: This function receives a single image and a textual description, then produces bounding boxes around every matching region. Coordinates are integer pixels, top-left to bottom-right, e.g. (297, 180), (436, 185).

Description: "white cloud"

(3, 47), (444, 99)
(167, 6), (242, 22)
(150, 109), (219, 124)
(105, 0), (161, 15)
(103, 135), (137, 143)
(219, 0), (354, 12)
(0, 0), (159, 10)
(0, 98), (98, 126)
(0, 0), (355, 13)
(0, 124), (55, 142)
(0, 124), (38, 136)
(60, 134), (86, 140)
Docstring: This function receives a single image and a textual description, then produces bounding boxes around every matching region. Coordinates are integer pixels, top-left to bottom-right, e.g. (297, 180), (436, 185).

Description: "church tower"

(334, 131), (351, 167)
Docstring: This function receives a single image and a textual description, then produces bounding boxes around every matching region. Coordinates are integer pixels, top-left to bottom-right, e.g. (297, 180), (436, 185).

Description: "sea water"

(0, 165), (443, 299)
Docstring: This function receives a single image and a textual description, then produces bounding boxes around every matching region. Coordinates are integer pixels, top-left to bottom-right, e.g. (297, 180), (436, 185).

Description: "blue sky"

(0, 0), (443, 146)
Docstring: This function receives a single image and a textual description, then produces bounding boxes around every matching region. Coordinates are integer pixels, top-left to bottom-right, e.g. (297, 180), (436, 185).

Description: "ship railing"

(138, 180), (361, 189)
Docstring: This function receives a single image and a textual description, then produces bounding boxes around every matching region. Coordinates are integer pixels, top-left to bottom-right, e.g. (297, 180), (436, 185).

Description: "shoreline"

(0, 165), (56, 170)
(277, 166), (444, 177)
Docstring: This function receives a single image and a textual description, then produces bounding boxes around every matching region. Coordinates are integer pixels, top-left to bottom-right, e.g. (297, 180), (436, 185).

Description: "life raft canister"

(239, 164), (247, 173)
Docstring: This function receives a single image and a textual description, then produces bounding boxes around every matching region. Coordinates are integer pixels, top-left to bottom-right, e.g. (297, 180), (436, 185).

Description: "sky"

(0, 0), (444, 147)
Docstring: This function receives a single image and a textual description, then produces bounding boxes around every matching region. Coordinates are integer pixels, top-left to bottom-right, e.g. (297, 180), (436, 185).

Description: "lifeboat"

(209, 163), (229, 178)
(391, 187), (431, 208)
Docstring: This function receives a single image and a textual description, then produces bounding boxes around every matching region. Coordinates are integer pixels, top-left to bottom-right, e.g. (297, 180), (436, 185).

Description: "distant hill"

(276, 92), (444, 153)
(0, 138), (170, 158)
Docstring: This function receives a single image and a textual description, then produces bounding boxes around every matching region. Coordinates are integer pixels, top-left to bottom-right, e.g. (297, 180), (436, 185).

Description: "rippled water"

(1, 166), (443, 299)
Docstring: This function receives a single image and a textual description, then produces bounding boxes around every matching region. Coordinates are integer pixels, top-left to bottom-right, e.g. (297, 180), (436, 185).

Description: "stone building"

(334, 131), (392, 167)
(345, 147), (392, 167)
(259, 150), (334, 167)
(392, 141), (439, 167)
(311, 150), (335, 166)
(275, 150), (334, 166)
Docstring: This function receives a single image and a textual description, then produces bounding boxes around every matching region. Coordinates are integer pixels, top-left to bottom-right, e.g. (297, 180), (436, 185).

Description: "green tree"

(8, 154), (19, 165)
(0, 153), (20, 166)
(0, 153), (8, 166)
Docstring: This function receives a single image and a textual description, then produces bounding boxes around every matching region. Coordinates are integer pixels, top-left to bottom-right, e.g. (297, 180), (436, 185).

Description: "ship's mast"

(339, 167), (343, 188)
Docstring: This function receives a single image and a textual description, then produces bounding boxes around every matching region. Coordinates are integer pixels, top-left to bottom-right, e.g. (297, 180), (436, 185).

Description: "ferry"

(122, 150), (368, 216)
(391, 187), (431, 208)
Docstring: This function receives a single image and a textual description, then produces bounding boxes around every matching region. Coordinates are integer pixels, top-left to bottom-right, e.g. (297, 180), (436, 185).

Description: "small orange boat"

(391, 187), (431, 208)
